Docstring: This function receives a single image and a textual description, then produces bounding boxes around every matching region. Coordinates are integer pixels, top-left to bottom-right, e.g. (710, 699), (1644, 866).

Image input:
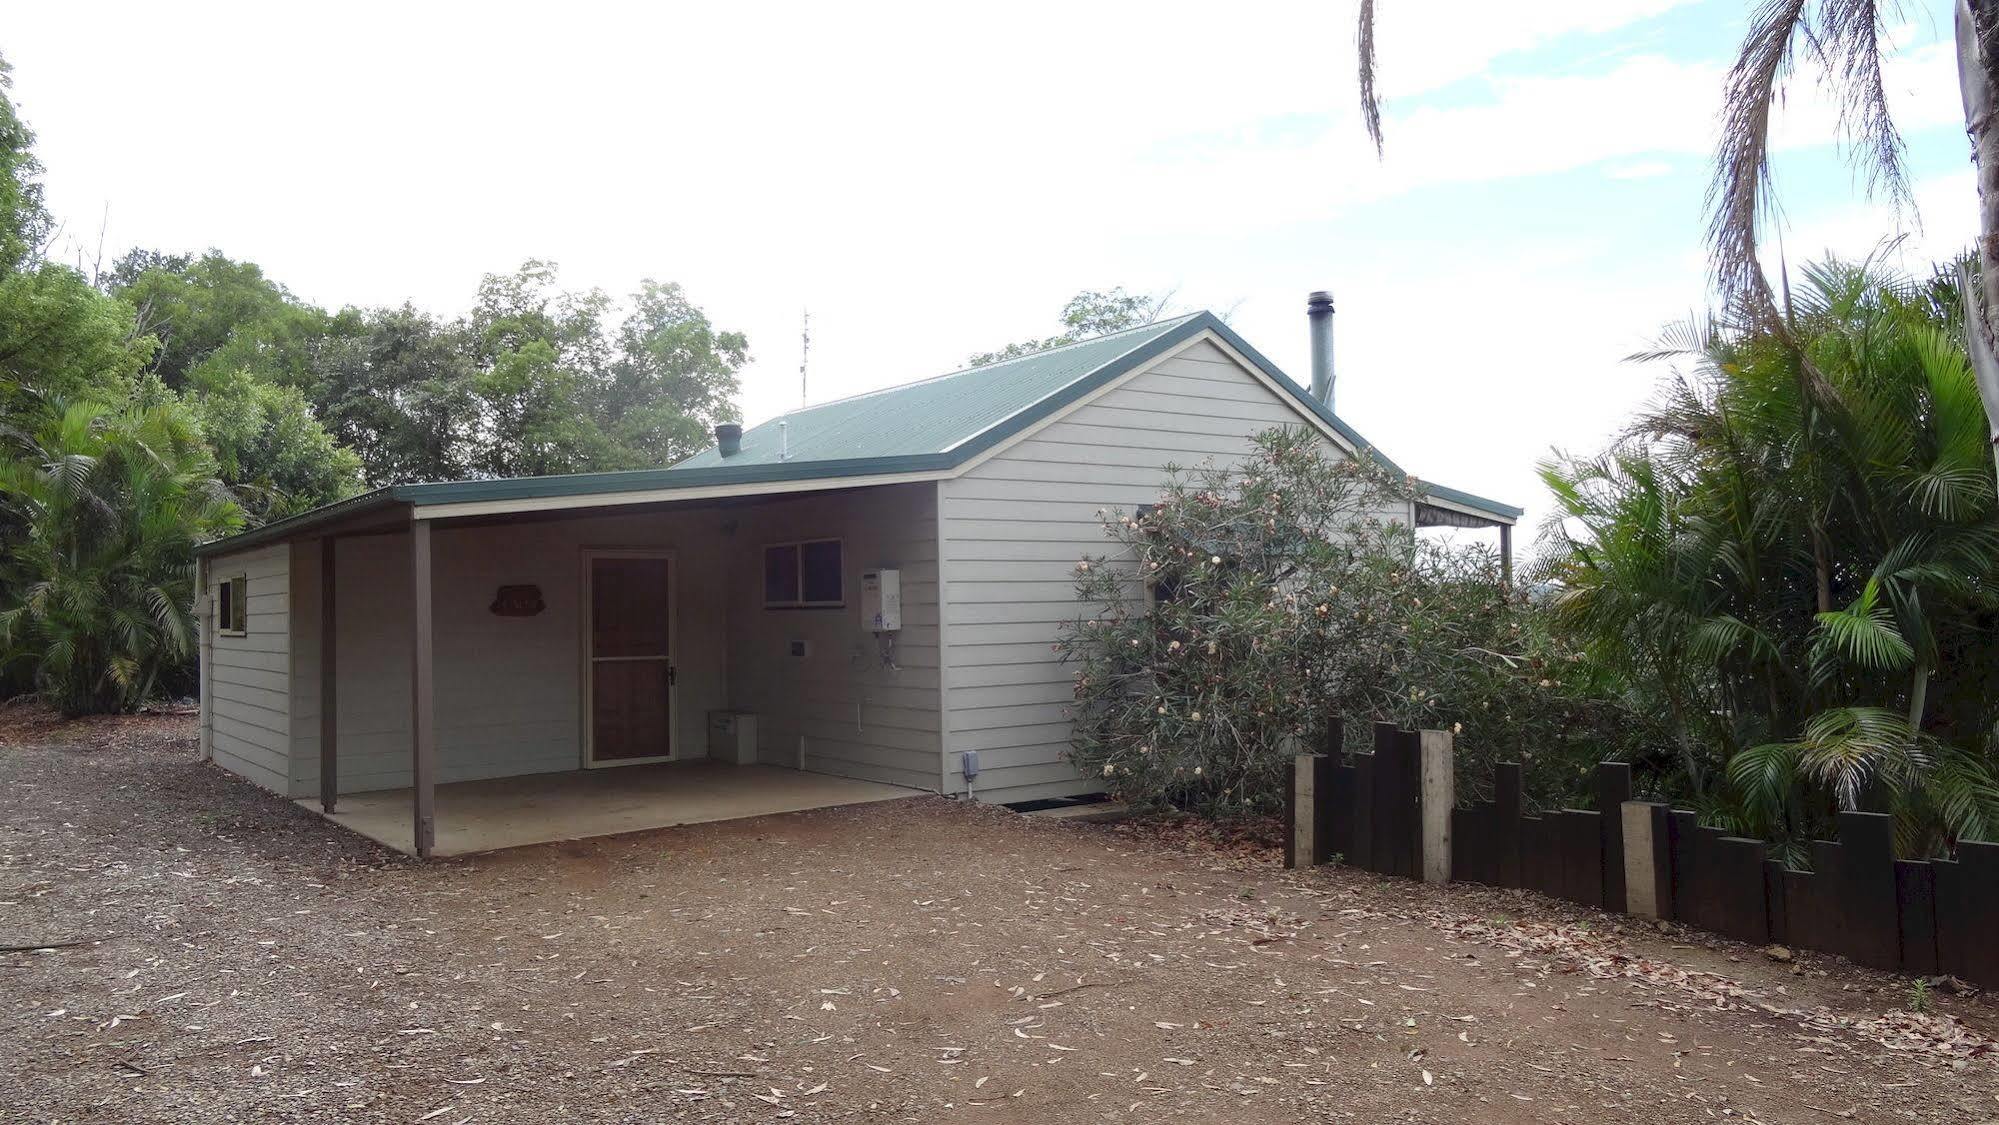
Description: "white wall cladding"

(202, 338), (1413, 809)
(939, 337), (1413, 804)
(255, 483), (941, 798)
(723, 482), (941, 791)
(286, 508), (728, 796)
(204, 543), (292, 794)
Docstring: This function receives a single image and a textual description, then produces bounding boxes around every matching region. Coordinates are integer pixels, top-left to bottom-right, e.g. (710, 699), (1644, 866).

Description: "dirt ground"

(4, 707), (1999, 1124)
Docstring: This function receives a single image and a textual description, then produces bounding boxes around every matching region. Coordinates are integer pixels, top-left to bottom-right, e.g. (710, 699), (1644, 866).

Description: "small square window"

(218, 575), (248, 635)
(763, 538), (843, 608)
(800, 540), (843, 604)
(763, 543), (799, 606)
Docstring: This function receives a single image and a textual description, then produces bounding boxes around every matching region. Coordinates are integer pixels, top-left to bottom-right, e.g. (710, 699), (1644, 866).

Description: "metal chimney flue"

(714, 422), (743, 457)
(1306, 291), (1335, 408)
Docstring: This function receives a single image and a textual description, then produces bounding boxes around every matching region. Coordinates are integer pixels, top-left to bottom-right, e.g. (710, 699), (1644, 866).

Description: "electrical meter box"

(861, 568), (901, 632)
(707, 711), (759, 766)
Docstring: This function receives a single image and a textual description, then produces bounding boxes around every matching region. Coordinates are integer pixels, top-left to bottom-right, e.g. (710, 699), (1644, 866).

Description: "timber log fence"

(1286, 721), (1999, 989)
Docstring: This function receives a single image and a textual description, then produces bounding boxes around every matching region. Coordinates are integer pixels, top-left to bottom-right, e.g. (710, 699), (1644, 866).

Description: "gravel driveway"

(3, 706), (1997, 1123)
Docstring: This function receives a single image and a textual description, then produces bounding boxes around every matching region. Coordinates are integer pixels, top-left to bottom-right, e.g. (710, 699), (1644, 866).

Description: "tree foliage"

(1539, 255), (1999, 858)
(1058, 428), (1660, 819)
(0, 54), (749, 711)
(0, 394), (241, 715)
(967, 288), (1170, 367)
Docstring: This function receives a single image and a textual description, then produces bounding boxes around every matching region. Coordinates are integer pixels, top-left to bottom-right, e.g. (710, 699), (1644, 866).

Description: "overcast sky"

(4, 0), (1977, 545)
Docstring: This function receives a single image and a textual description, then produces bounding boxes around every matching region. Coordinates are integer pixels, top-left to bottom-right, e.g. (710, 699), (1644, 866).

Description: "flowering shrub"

(1057, 427), (1663, 819)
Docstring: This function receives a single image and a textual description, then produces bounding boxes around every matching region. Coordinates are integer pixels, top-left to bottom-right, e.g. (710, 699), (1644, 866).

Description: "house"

(193, 298), (1518, 857)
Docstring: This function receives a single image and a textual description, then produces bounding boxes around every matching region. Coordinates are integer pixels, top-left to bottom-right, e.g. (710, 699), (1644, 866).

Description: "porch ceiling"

(301, 762), (925, 857)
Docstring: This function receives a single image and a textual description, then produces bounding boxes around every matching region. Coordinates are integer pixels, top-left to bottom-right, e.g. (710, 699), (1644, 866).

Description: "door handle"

(667, 664), (677, 687)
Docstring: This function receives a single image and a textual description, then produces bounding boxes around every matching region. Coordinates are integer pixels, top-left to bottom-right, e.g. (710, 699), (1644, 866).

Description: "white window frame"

(217, 574), (249, 636)
(763, 537), (845, 609)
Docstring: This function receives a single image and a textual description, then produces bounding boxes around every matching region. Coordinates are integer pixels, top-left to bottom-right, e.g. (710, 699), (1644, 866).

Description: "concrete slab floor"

(296, 761), (925, 857)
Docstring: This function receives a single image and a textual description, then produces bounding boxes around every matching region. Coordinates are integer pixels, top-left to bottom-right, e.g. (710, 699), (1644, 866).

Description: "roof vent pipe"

(714, 422), (743, 457)
(1306, 290), (1335, 407)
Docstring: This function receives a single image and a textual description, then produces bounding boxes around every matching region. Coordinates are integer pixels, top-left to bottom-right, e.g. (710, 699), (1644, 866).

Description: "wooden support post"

(1419, 729), (1453, 884)
(1620, 801), (1670, 918)
(319, 536), (338, 814)
(1286, 742), (1314, 869)
(1595, 763), (1631, 911)
(196, 554), (213, 763)
(1498, 523), (1513, 587)
(411, 518), (436, 859)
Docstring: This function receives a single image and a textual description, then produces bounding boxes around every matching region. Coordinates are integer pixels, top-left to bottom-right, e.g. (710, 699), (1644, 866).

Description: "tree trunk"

(1956, 0), (1999, 483)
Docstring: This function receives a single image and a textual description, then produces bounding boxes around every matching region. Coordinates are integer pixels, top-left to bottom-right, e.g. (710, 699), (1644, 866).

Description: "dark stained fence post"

(1370, 723), (1419, 878)
(1398, 728), (1424, 879)
(1350, 754), (1375, 872)
(1328, 762), (1357, 863)
(1561, 811), (1603, 908)
(1763, 860), (1789, 945)
(1836, 812), (1899, 970)
(1494, 763), (1523, 888)
(1713, 837), (1769, 944)
(1894, 861), (1939, 977)
(1667, 811), (1700, 928)
(1934, 841), (1999, 987)
(1596, 763), (1631, 911)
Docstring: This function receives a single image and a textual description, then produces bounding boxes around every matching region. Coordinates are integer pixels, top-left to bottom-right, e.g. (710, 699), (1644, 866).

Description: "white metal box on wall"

(861, 568), (901, 631)
(707, 711), (759, 766)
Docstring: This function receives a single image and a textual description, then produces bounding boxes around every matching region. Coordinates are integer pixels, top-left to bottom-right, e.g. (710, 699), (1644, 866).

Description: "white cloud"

(0, 0), (1972, 545)
(1606, 160), (1674, 180)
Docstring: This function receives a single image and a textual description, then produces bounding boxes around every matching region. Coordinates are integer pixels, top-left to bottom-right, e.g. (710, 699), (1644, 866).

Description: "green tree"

(968, 288), (1170, 367)
(1539, 256), (1999, 858)
(308, 304), (480, 485)
(1057, 427), (1651, 818)
(0, 263), (154, 411)
(109, 249), (332, 390)
(182, 365), (363, 518)
(458, 261), (746, 479)
(604, 279), (746, 466)
(0, 54), (48, 273)
(0, 392), (242, 714)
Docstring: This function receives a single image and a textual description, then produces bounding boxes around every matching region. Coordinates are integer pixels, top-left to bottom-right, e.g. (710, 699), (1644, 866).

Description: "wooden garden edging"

(1286, 721), (1999, 990)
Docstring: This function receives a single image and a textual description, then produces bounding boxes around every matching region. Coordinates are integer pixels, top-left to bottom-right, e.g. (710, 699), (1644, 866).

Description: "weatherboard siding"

(724, 482), (942, 791)
(203, 543), (292, 794)
(260, 486), (941, 798)
(286, 509), (731, 796)
(939, 338), (1411, 804)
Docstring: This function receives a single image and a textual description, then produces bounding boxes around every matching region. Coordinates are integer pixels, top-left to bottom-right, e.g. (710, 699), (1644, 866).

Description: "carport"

(302, 759), (919, 856)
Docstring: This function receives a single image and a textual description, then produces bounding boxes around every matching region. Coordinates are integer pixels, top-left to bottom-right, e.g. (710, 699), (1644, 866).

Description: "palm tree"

(0, 393), (241, 714)
(1356, 2), (1999, 486)
(1539, 256), (1999, 857)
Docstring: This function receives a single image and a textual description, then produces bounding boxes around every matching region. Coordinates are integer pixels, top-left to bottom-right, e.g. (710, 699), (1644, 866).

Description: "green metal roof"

(676, 315), (1205, 469)
(195, 310), (1518, 557)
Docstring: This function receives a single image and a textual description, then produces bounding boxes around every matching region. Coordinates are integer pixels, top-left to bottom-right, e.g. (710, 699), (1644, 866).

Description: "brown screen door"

(588, 554), (674, 764)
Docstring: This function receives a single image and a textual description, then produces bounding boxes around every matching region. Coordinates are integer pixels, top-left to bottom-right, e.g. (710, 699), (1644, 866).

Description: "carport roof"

(195, 311), (1519, 557)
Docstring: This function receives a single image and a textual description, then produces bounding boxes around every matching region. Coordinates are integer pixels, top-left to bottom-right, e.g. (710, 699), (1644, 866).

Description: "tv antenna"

(799, 309), (811, 407)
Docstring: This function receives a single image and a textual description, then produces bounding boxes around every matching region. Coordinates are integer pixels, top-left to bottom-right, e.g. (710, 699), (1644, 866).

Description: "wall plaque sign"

(490, 584), (545, 617)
